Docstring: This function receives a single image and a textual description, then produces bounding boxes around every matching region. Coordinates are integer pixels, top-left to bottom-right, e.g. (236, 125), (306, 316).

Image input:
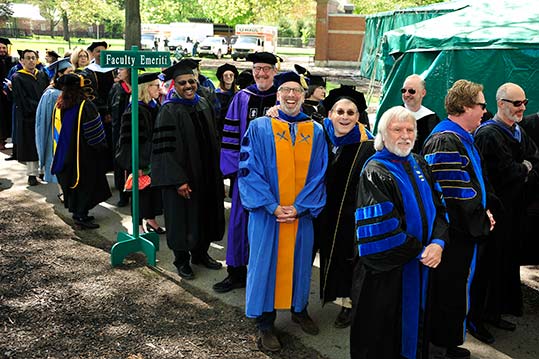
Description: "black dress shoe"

(258, 328), (281, 352)
(27, 176), (39, 186)
(116, 198), (129, 207)
(192, 254), (222, 270)
(145, 223), (166, 234)
(467, 321), (495, 344)
(5, 155), (16, 161)
(73, 217), (99, 229)
(176, 263), (194, 280)
(213, 275), (246, 293)
(334, 307), (352, 328)
(291, 311), (319, 335)
(487, 318), (516, 331)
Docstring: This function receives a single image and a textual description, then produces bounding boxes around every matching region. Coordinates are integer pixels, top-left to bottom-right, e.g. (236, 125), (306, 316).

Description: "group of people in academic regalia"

(4, 35), (539, 359)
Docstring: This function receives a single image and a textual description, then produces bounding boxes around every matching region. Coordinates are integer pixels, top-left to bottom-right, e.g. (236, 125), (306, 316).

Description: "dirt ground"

(0, 189), (328, 359)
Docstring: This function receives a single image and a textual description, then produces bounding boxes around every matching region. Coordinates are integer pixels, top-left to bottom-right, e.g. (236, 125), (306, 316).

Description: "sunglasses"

(177, 79), (196, 86)
(475, 102), (487, 110)
(334, 109), (357, 116)
(501, 98), (528, 107)
(401, 88), (416, 95)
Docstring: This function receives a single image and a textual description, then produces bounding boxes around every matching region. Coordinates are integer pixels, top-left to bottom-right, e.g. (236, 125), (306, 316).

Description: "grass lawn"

(8, 37), (125, 57)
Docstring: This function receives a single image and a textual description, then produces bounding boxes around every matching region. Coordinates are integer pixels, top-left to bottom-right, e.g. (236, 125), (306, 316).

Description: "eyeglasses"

(177, 79), (196, 86)
(334, 109), (357, 116)
(148, 84), (160, 88)
(401, 88), (416, 95)
(253, 65), (273, 73)
(475, 102), (487, 110)
(501, 98), (528, 107)
(278, 86), (304, 95)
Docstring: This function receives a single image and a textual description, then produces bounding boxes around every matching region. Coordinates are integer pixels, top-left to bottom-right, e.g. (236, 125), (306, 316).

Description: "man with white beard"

(350, 106), (449, 359)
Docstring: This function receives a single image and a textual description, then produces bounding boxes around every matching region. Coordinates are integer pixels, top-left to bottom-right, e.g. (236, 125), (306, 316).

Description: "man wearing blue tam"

(238, 71), (328, 351)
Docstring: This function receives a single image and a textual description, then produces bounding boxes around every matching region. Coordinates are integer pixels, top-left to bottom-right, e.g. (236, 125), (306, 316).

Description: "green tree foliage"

(0, 0), (13, 20)
(350, 0), (445, 14)
(140, 0), (204, 24)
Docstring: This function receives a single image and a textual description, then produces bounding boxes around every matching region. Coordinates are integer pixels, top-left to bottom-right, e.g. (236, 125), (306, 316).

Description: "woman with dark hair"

(36, 58), (74, 202)
(215, 63), (239, 139)
(115, 72), (164, 234)
(51, 73), (111, 229)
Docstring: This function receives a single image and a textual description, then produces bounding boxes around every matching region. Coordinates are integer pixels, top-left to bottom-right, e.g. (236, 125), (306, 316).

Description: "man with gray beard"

(471, 83), (539, 341)
(351, 106), (448, 359)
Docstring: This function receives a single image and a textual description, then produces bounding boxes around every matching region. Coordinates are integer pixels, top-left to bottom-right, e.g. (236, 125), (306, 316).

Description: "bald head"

(402, 74), (427, 112)
(496, 83), (527, 125)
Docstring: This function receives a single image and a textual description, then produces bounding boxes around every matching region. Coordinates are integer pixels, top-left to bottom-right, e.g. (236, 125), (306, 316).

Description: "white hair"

(374, 106), (417, 151)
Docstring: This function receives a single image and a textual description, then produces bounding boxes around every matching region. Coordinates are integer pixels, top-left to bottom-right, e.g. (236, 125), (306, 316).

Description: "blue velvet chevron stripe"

(424, 151), (468, 166)
(356, 217), (399, 239)
(355, 201), (393, 221)
(431, 169), (471, 182)
(358, 232), (406, 256)
(82, 115), (106, 145)
(440, 186), (477, 200)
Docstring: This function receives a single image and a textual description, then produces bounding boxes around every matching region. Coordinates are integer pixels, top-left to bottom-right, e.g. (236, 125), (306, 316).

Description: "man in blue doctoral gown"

(214, 52), (281, 293)
(238, 71), (327, 352)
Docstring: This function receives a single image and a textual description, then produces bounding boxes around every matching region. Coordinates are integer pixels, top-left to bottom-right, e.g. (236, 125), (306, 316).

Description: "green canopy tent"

(359, 0), (471, 82)
(375, 0), (539, 128)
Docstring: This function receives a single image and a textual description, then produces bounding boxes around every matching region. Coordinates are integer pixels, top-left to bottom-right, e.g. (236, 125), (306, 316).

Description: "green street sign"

(100, 49), (171, 68)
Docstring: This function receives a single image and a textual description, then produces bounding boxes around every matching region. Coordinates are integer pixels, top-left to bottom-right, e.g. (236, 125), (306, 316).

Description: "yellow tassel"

(299, 74), (308, 89)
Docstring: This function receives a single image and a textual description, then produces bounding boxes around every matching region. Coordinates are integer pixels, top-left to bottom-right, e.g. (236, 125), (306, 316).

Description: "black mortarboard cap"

(216, 63), (239, 81)
(294, 64), (310, 77)
(87, 41), (108, 52)
(274, 71), (309, 90)
(322, 87), (367, 113)
(47, 58), (73, 74)
(179, 58), (201, 70)
(161, 62), (194, 81)
(237, 69), (254, 89)
(246, 52), (283, 65)
(308, 75), (326, 88)
(0, 37), (11, 46)
(138, 72), (160, 84)
(57, 73), (84, 88)
(17, 50), (23, 58)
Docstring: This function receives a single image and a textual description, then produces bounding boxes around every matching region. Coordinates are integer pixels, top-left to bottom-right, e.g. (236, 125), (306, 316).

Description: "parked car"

(168, 35), (194, 55)
(197, 36), (229, 59)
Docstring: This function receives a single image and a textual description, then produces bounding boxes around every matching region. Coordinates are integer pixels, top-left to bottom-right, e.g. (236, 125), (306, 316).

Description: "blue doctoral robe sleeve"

(238, 117), (280, 215)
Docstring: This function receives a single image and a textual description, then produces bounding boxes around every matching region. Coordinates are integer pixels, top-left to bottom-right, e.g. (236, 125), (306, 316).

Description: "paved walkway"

(1, 147), (538, 359)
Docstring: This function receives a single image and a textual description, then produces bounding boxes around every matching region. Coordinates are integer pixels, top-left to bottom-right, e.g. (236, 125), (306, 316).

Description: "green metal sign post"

(102, 46), (171, 267)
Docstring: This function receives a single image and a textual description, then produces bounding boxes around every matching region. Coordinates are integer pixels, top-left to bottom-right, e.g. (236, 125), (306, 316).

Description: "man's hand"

(486, 209), (495, 231)
(420, 243), (443, 268)
(266, 105), (280, 118)
(177, 183), (192, 199)
(274, 205), (297, 223)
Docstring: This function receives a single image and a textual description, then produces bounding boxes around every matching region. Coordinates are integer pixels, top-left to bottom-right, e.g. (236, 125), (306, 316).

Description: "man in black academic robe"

(401, 74), (440, 153)
(351, 106), (448, 359)
(151, 63), (225, 280)
(12, 49), (49, 185)
(0, 37), (17, 149)
(473, 83), (539, 333)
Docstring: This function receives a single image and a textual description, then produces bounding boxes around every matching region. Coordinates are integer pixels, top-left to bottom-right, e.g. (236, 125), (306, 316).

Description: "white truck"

(197, 36), (229, 59)
(231, 24), (278, 61)
(167, 22), (213, 55)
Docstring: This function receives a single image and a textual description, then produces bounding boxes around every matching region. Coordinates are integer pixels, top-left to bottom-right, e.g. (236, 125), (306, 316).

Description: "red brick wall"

(315, 0), (366, 65)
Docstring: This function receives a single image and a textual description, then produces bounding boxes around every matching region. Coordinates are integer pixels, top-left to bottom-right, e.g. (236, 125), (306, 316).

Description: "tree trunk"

(62, 12), (69, 43)
(125, 0), (141, 50)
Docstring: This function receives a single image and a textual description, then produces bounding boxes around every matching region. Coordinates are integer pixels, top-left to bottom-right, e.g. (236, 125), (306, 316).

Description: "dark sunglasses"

(501, 98), (528, 107)
(475, 102), (487, 110)
(177, 79), (196, 86)
(334, 109), (357, 116)
(401, 88), (416, 95)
